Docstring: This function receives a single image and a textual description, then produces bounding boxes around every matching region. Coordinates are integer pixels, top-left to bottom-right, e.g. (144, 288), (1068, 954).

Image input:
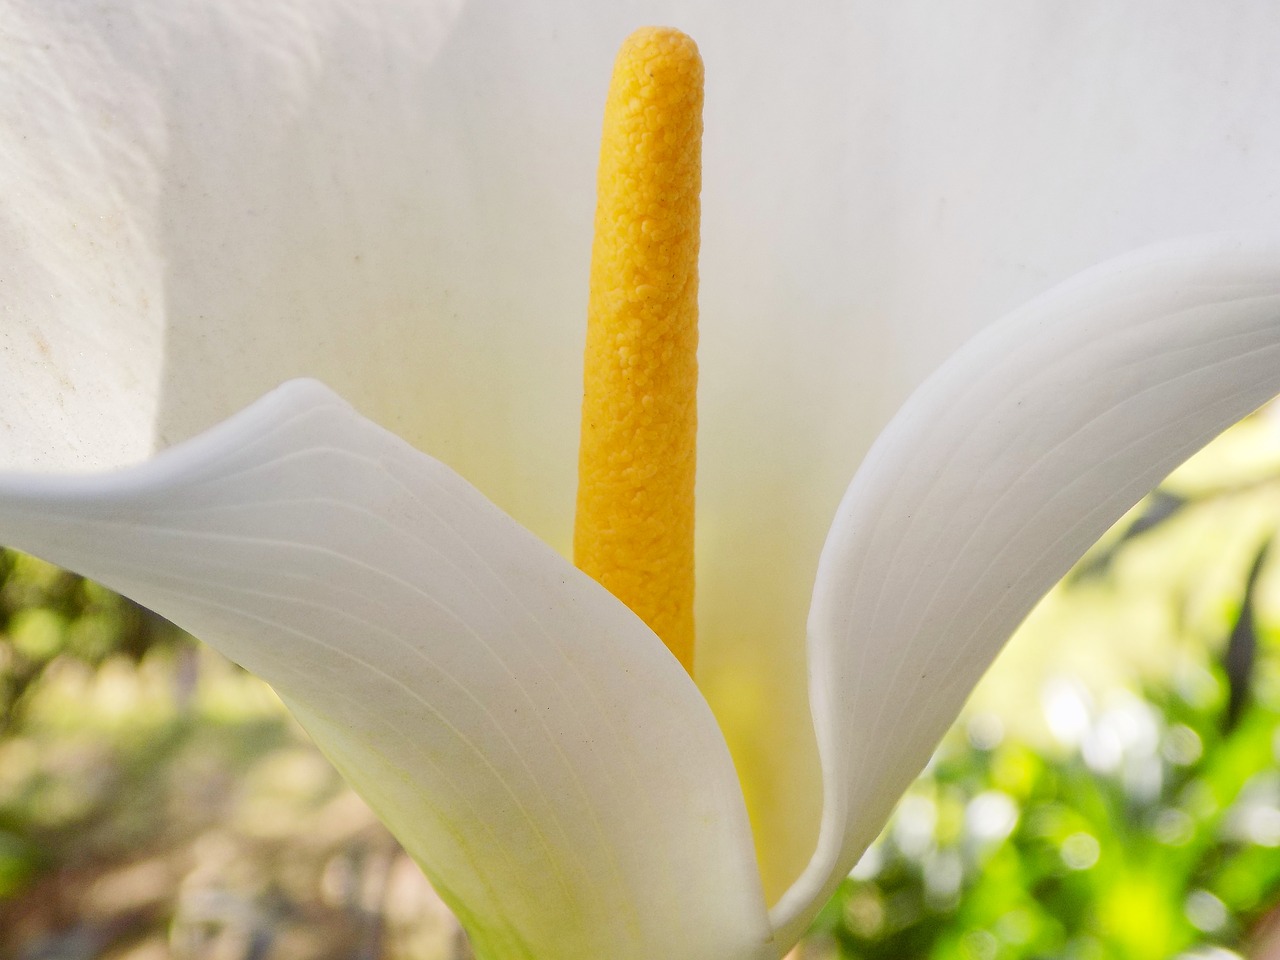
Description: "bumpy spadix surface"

(575, 28), (702, 673)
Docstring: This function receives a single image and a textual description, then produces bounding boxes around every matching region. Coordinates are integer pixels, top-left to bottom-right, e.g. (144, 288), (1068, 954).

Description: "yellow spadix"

(575, 27), (703, 675)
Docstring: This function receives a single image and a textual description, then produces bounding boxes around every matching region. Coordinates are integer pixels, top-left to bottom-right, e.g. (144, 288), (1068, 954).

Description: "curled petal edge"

(773, 233), (1280, 942)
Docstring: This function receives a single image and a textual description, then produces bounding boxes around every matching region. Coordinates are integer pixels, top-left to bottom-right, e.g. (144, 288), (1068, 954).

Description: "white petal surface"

(774, 235), (1280, 942)
(0, 380), (772, 960)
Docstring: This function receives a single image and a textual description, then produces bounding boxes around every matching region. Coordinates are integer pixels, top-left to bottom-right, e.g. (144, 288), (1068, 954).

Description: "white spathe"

(2, 236), (1280, 959)
(4, 0), (1280, 955)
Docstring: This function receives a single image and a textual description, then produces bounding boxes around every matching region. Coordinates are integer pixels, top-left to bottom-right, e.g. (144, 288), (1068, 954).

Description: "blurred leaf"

(1222, 542), (1269, 732)
(1071, 491), (1189, 584)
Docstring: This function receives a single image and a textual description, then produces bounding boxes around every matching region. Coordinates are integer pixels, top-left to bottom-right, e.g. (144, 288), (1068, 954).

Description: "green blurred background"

(3, 413), (1280, 960)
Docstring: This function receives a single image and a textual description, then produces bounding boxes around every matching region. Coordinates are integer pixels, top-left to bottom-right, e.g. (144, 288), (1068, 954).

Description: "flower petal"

(773, 234), (1280, 941)
(0, 379), (773, 960)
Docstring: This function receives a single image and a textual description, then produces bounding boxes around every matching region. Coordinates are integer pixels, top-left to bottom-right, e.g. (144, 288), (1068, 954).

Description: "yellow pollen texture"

(575, 27), (703, 674)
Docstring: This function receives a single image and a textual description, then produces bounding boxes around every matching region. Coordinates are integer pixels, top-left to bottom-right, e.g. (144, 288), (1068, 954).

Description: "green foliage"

(811, 682), (1280, 959)
(0, 551), (184, 732)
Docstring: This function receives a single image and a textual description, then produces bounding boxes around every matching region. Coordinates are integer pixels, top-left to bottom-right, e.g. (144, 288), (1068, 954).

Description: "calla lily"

(4, 2), (1280, 958)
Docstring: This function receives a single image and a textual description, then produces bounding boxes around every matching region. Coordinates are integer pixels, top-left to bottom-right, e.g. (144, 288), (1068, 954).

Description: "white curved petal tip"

(772, 234), (1280, 942)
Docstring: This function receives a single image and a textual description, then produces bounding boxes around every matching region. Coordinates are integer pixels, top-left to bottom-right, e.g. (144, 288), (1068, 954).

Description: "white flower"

(3, 3), (1280, 958)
